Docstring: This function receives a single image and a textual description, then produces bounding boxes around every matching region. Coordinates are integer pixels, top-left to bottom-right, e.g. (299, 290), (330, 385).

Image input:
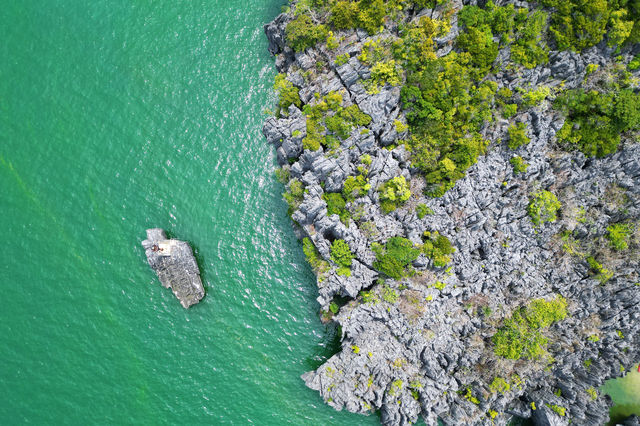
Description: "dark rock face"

(263, 2), (640, 425)
(142, 228), (204, 308)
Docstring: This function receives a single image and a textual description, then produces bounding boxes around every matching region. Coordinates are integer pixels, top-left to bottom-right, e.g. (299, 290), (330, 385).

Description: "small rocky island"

(142, 228), (205, 308)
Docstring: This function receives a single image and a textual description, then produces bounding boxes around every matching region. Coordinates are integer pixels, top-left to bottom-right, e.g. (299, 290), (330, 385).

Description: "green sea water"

(0, 1), (377, 424)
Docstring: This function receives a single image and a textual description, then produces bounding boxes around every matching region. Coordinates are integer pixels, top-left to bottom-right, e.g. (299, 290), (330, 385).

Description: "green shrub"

(489, 377), (511, 395)
(456, 22), (499, 74)
(356, 0), (387, 34)
(343, 174), (370, 201)
(510, 9), (549, 68)
(554, 88), (640, 157)
(507, 122), (530, 149)
(493, 296), (567, 360)
(381, 284), (399, 304)
(335, 53), (350, 66)
(302, 91), (371, 152)
(585, 63), (599, 76)
(521, 86), (550, 108)
(527, 190), (561, 226)
(546, 404), (566, 417)
(360, 290), (379, 304)
(330, 239), (355, 275)
(416, 203), (434, 219)
(378, 176), (411, 213)
(329, 1), (359, 29)
(275, 167), (290, 184)
(401, 47), (491, 197)
(283, 179), (305, 215)
(364, 60), (402, 94)
(510, 156), (529, 174)
(303, 238), (330, 275)
(502, 103), (518, 118)
(372, 237), (420, 279)
(586, 256), (613, 284)
(274, 74), (301, 116)
(629, 54), (640, 71)
(323, 192), (351, 224)
(326, 31), (339, 49)
(525, 297), (569, 329)
(286, 14), (328, 52)
(541, 0), (610, 52)
(422, 231), (454, 267)
(606, 223), (633, 251)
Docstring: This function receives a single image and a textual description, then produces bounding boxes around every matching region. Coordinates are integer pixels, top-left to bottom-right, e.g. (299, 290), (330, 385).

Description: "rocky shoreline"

(263, 1), (640, 424)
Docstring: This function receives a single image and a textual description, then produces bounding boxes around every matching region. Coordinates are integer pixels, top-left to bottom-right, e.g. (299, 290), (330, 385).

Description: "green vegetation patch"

(416, 203), (434, 219)
(489, 377), (511, 395)
(330, 239), (355, 276)
(378, 176), (411, 213)
(554, 87), (640, 158)
(303, 238), (330, 276)
(536, 0), (640, 52)
(507, 122), (530, 149)
(493, 295), (567, 360)
(342, 174), (371, 201)
(302, 91), (372, 152)
(606, 223), (633, 251)
(527, 190), (561, 227)
(372, 236), (420, 279)
(421, 231), (454, 267)
(286, 14), (328, 52)
(274, 74), (302, 116)
(283, 178), (305, 216)
(510, 156), (529, 174)
(323, 192), (351, 224)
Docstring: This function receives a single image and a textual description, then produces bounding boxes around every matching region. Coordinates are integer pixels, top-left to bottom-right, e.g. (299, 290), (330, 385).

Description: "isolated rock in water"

(142, 228), (204, 308)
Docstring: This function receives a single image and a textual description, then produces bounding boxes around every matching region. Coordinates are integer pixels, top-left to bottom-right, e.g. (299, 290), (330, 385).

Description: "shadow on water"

(304, 322), (343, 371)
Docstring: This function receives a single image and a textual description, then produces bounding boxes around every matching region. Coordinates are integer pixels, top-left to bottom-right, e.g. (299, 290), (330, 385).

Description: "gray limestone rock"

(142, 228), (205, 309)
(262, 2), (640, 425)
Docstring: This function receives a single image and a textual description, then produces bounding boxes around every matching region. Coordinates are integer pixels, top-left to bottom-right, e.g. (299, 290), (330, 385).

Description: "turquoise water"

(603, 364), (640, 425)
(0, 1), (376, 424)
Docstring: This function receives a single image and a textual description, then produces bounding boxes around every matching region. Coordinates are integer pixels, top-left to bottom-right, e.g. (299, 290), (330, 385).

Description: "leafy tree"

(330, 239), (355, 276)
(422, 231), (454, 267)
(554, 88), (640, 157)
(274, 74), (301, 116)
(323, 192), (350, 224)
(507, 122), (530, 149)
(493, 296), (567, 360)
(286, 14), (328, 52)
(330, 1), (359, 29)
(372, 237), (420, 279)
(379, 176), (411, 213)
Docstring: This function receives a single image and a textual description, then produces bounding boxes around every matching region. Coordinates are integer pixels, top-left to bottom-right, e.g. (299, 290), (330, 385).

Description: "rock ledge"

(142, 228), (204, 308)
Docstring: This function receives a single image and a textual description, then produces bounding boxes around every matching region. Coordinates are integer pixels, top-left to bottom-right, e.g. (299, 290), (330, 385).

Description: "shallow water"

(602, 364), (640, 425)
(0, 1), (376, 423)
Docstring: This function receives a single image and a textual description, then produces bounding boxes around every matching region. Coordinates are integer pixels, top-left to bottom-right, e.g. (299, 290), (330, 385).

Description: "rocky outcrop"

(263, 1), (640, 425)
(142, 228), (205, 308)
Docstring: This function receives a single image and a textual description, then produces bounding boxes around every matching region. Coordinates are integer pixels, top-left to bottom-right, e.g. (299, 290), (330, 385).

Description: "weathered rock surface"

(263, 1), (640, 425)
(142, 228), (205, 308)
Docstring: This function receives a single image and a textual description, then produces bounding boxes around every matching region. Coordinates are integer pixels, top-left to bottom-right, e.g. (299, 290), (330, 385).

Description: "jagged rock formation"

(142, 228), (205, 308)
(263, 1), (640, 425)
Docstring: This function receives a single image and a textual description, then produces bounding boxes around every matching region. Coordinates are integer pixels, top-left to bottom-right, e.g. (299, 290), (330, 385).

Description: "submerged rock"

(142, 228), (204, 308)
